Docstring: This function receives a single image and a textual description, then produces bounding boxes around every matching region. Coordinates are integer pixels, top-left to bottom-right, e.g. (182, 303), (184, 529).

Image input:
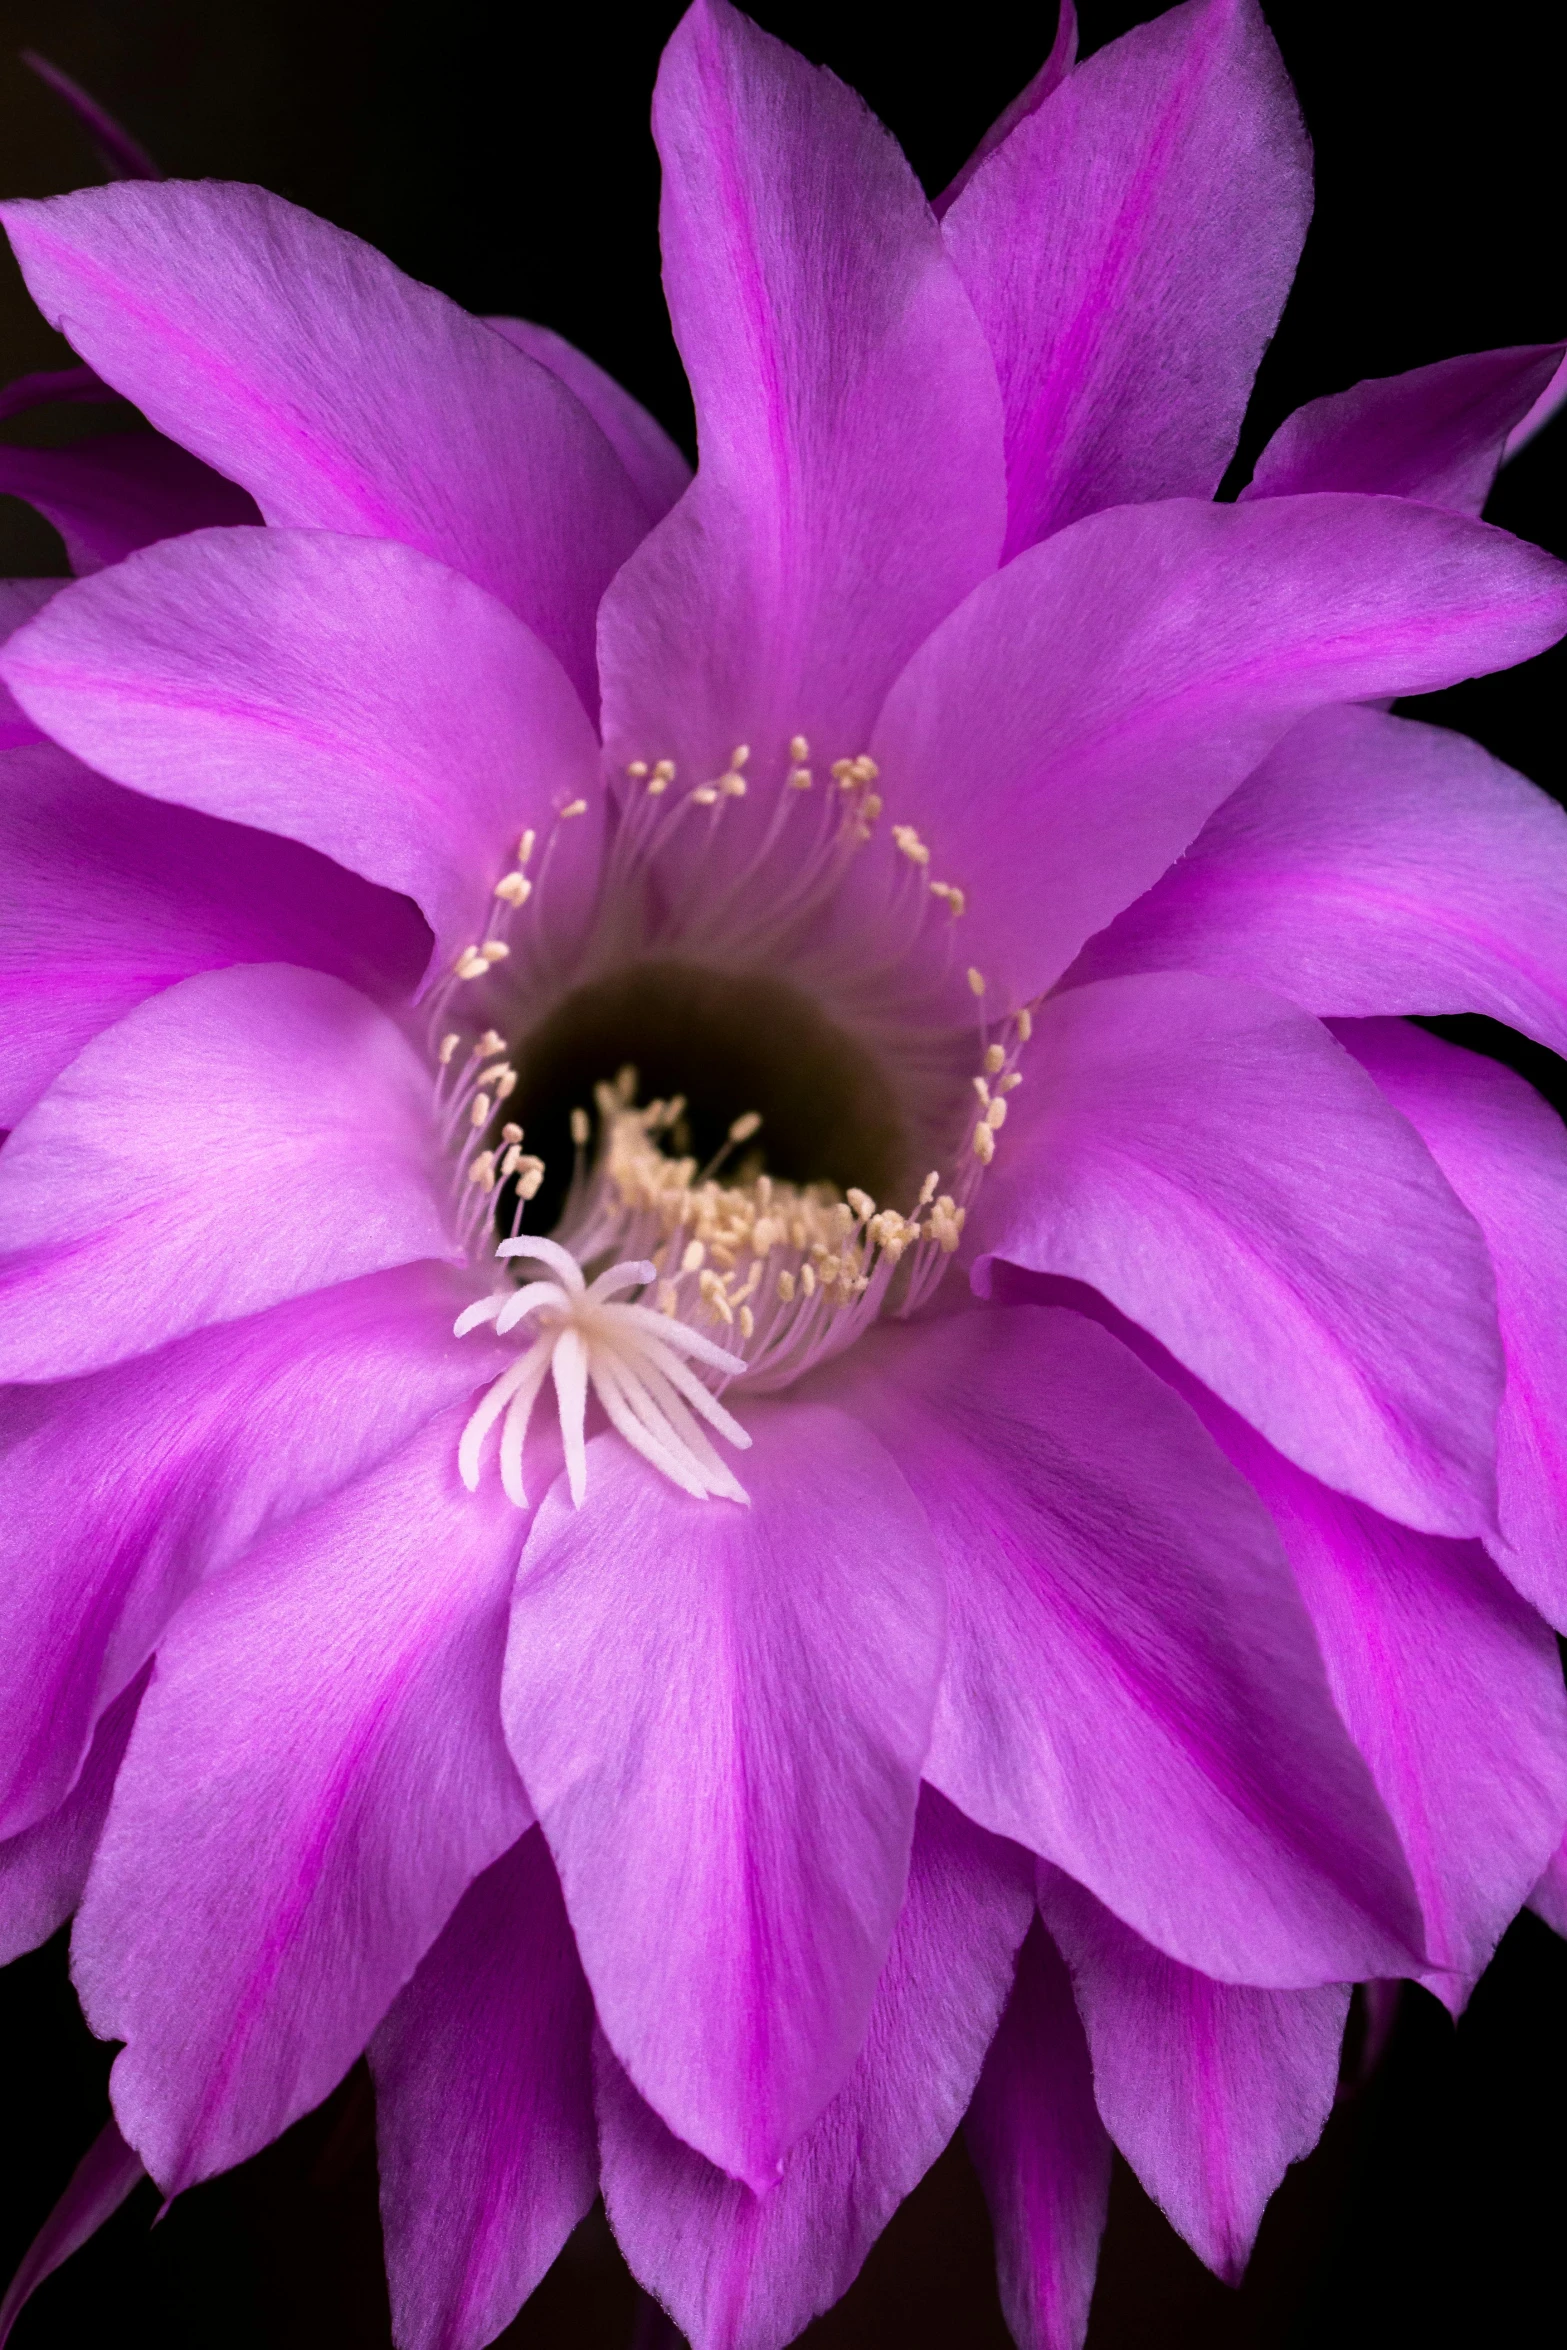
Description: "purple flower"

(3, 3), (1567, 2344)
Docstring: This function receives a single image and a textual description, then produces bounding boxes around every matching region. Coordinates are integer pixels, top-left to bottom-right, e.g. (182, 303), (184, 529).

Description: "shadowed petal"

(942, 0), (1309, 553)
(596, 1791), (1032, 2350)
(933, 2), (1076, 218)
(370, 1829), (597, 2350)
(0, 2118), (146, 2350)
(0, 578), (61, 748)
(0, 432), (257, 574)
(1531, 1836), (1567, 1937)
(502, 1402), (946, 2187)
(0, 1670), (144, 1963)
(486, 317), (691, 522)
(73, 1408), (533, 2192)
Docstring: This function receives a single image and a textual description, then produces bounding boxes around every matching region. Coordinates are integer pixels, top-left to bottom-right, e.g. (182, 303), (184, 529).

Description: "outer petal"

(502, 1401), (946, 2188)
(1243, 345), (1566, 515)
(1037, 1867), (1345, 2283)
(1337, 1020), (1567, 1631)
(0, 578), (61, 749)
(596, 1791), (1032, 2350)
(0, 736), (428, 1127)
(0, 1671), (143, 1963)
(485, 317), (691, 522)
(972, 973), (1502, 1536)
(964, 1919), (1111, 2350)
(0, 181), (651, 705)
(932, 1), (1077, 218)
(0, 2119), (146, 2350)
(942, 0), (1309, 554)
(597, 0), (1005, 781)
(0, 962), (454, 1383)
(1531, 1835), (1567, 1937)
(869, 495), (1567, 1011)
(1069, 706), (1567, 1056)
(827, 1306), (1422, 1986)
(0, 527), (602, 983)
(370, 1829), (597, 2350)
(0, 431), (258, 574)
(73, 1407), (533, 2192)
(0, 1262), (506, 1839)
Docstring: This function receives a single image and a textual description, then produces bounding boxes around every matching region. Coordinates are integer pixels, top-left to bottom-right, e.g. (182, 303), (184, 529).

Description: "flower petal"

(597, 0), (1005, 780)
(0, 527), (601, 984)
(1531, 1835), (1567, 1938)
(1243, 345), (1566, 515)
(972, 973), (1502, 1536)
(73, 1406), (532, 2192)
(964, 1918), (1111, 2350)
(0, 1262), (505, 1839)
(1336, 1019), (1567, 1632)
(0, 1670), (144, 1964)
(0, 578), (61, 749)
(595, 1789), (1032, 2350)
(0, 181), (651, 705)
(0, 736), (428, 1127)
(0, 962), (454, 1383)
(941, 0), (1309, 554)
(485, 317), (691, 522)
(502, 1400), (946, 2187)
(827, 1306), (1422, 1985)
(369, 1829), (597, 2350)
(1068, 706), (1567, 1056)
(0, 2118), (146, 2350)
(932, 1), (1077, 218)
(1036, 1865), (1346, 2284)
(0, 431), (258, 575)
(869, 494), (1567, 1011)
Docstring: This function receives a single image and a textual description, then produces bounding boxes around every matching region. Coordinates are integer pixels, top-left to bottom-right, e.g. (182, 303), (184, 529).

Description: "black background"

(2, 2), (1565, 2343)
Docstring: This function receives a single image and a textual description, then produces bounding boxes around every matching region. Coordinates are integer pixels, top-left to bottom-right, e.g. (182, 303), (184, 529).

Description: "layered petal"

(0, 1671), (144, 1964)
(941, 0), (1309, 554)
(73, 1408), (533, 2191)
(370, 1829), (597, 2350)
(0, 578), (60, 749)
(502, 1401), (946, 2186)
(933, 2), (1077, 218)
(597, 0), (1006, 780)
(869, 494), (1567, 1011)
(1069, 706), (1567, 1056)
(0, 1263), (505, 1839)
(972, 973), (1501, 1535)
(0, 2119), (146, 2350)
(1038, 1867), (1345, 2282)
(0, 962), (454, 1382)
(0, 430), (258, 574)
(1338, 1020), (1567, 1630)
(827, 1305), (1422, 1985)
(1244, 345), (1566, 515)
(964, 1919), (1111, 2350)
(596, 1791), (1032, 2350)
(0, 736), (428, 1127)
(0, 527), (602, 981)
(0, 181), (651, 703)
(486, 317), (691, 522)
(1531, 1836), (1567, 1937)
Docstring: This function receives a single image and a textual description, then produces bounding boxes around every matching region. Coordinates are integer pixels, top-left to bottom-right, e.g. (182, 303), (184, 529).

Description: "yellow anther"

(789, 734), (810, 763)
(571, 1108), (590, 1147)
(439, 1033), (461, 1065)
(972, 1121), (996, 1164)
(930, 882), (967, 918)
(494, 872), (532, 906)
(984, 1043), (1006, 1074)
(480, 940), (509, 963)
(973, 1076), (991, 1105)
(500, 1144), (522, 1178)
(728, 1111), (762, 1144)
(985, 1097), (1007, 1130)
(560, 799), (588, 819)
(846, 1188), (875, 1220)
(494, 1071), (518, 1101)
(1015, 1007), (1033, 1042)
(967, 967), (986, 997)
(692, 786), (719, 806)
(478, 1031), (506, 1056)
(787, 766), (813, 790)
(739, 1304), (755, 1340)
(730, 744), (751, 768)
(658, 1282), (679, 1316)
(517, 830), (536, 865)
(719, 770), (748, 797)
(1000, 1071), (1023, 1093)
(918, 1171), (940, 1207)
(777, 1270), (796, 1303)
(653, 759), (676, 782)
(471, 1094), (491, 1127)
(681, 1239), (706, 1274)
(501, 1122), (523, 1144)
(627, 760), (649, 779)
(800, 1262), (817, 1298)
(860, 792), (882, 820)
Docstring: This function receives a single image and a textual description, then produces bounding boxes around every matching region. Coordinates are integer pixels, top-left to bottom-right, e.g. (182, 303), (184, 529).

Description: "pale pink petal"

(0, 431), (257, 574)
(0, 2118), (146, 2350)
(827, 1306), (1422, 1985)
(502, 1401), (946, 2187)
(1069, 705), (1567, 1057)
(597, 0), (1005, 784)
(0, 181), (652, 705)
(932, 1), (1077, 218)
(73, 1407), (533, 2192)
(0, 527), (602, 983)
(370, 1829), (597, 2350)
(942, 0), (1309, 554)
(964, 1919), (1111, 2350)
(0, 962), (454, 1383)
(486, 316), (691, 521)
(869, 494), (1567, 1012)
(595, 1791), (1032, 2350)
(0, 1670), (144, 1964)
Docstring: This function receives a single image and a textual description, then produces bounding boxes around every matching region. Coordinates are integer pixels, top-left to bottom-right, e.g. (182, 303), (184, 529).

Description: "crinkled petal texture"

(0, 1671), (144, 1964)
(964, 1918), (1111, 2350)
(502, 1402), (946, 2189)
(597, 1791), (1032, 2350)
(1338, 1021), (1567, 1633)
(0, 736), (428, 1126)
(74, 1408), (533, 2193)
(0, 527), (603, 981)
(370, 1829), (597, 2350)
(0, 180), (652, 705)
(0, 1263), (505, 1841)
(1070, 706), (1567, 1057)
(0, 963), (455, 1382)
(597, 0), (1006, 779)
(972, 973), (1502, 1535)
(942, 0), (1309, 553)
(1244, 344), (1566, 514)
(1037, 1866), (1346, 2282)
(0, 429), (259, 575)
(825, 1306), (1422, 1985)
(485, 316), (692, 522)
(867, 495), (1567, 1012)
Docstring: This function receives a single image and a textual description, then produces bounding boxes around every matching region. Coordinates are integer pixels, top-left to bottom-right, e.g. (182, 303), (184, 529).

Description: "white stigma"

(455, 1235), (752, 1511)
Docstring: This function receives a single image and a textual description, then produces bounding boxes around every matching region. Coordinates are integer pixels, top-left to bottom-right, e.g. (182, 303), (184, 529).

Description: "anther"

(967, 967), (987, 997)
(682, 1240), (706, 1274)
(985, 1097), (1007, 1130)
(984, 1043), (1006, 1074)
(571, 1108), (590, 1147)
(627, 761), (649, 779)
(1015, 1007), (1033, 1042)
(972, 1076), (991, 1105)
(1000, 1071), (1022, 1093)
(560, 799), (589, 820)
(918, 1171), (940, 1207)
(478, 1031), (506, 1056)
(439, 1033), (461, 1065)
(501, 1122), (523, 1144)
(728, 1112), (762, 1144)
(893, 825), (930, 865)
(471, 1095), (491, 1127)
(972, 1121), (996, 1164)
(692, 786), (719, 806)
(730, 745), (750, 768)
(789, 735), (810, 763)
(480, 940), (510, 963)
(787, 766), (813, 790)
(719, 770), (748, 797)
(517, 829), (536, 864)
(494, 872), (532, 906)
(930, 883), (966, 918)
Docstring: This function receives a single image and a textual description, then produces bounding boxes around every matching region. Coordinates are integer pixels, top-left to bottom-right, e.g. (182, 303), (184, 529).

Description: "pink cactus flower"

(3, 3), (1567, 2345)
